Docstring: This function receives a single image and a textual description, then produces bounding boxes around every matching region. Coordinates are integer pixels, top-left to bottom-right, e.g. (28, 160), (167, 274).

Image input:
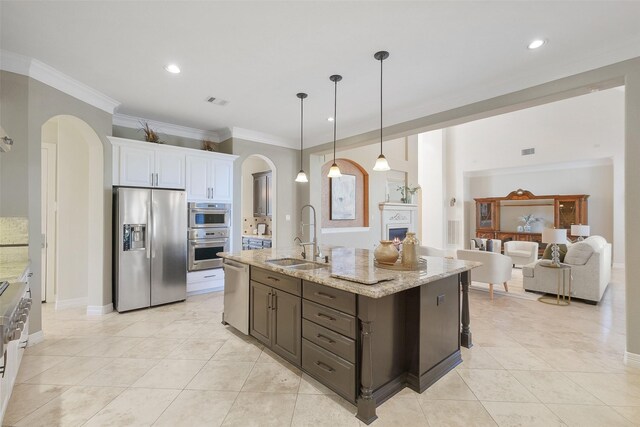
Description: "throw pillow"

(542, 244), (568, 262)
(472, 238), (485, 251)
(564, 242), (595, 265)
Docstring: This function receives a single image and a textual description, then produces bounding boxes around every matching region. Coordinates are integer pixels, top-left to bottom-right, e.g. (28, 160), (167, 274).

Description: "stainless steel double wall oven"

(188, 202), (230, 271)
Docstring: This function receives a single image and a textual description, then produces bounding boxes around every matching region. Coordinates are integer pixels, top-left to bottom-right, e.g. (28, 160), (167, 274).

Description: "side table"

(538, 263), (572, 306)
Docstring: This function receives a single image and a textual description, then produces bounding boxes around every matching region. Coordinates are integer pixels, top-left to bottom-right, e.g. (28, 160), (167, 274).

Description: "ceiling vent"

(521, 148), (535, 156)
(206, 97), (229, 106)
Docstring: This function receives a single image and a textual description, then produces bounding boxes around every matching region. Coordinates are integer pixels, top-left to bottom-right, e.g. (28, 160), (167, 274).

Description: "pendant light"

(327, 74), (343, 178)
(295, 92), (309, 183)
(373, 50), (391, 171)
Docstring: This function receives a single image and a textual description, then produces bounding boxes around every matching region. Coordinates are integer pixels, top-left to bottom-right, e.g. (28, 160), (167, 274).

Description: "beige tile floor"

(5, 267), (640, 426)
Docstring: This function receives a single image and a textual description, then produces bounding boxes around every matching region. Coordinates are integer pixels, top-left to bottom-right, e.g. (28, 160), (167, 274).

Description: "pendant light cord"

(333, 79), (338, 163)
(380, 56), (383, 156)
(300, 96), (304, 166)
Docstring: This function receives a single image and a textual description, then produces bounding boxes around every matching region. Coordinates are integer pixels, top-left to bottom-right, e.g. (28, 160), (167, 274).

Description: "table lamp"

(570, 224), (590, 241)
(542, 228), (567, 268)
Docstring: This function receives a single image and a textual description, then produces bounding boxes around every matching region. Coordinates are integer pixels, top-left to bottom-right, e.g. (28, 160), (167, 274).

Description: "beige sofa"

(523, 236), (611, 304)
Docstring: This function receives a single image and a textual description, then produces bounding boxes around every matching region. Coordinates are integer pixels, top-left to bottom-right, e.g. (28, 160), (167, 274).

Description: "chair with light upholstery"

(457, 249), (513, 300)
(470, 238), (502, 253)
(418, 245), (445, 257)
(504, 241), (538, 267)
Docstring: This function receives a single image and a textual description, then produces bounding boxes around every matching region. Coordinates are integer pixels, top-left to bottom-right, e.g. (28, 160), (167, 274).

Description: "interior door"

(150, 189), (187, 306)
(41, 143), (57, 303)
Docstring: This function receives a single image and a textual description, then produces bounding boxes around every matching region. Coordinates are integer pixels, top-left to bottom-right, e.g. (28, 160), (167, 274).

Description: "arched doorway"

(240, 155), (277, 248)
(41, 115), (105, 311)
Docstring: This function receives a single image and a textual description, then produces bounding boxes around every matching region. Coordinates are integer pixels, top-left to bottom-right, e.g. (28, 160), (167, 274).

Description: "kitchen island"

(219, 246), (479, 424)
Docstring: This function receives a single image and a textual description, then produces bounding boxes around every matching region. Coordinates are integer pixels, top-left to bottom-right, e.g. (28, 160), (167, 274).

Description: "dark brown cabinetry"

(301, 280), (357, 402)
(249, 268), (301, 365)
(253, 171), (272, 217)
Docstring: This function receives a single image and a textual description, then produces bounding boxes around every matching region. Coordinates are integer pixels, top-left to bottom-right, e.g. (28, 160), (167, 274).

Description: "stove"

(0, 281), (31, 355)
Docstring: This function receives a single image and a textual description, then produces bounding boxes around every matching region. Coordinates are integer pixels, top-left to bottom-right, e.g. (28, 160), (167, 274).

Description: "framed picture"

(330, 174), (356, 220)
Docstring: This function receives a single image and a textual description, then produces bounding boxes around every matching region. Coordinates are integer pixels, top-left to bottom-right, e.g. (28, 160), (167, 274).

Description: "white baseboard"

(55, 297), (87, 311)
(624, 351), (640, 368)
(613, 262), (625, 269)
(86, 303), (113, 316)
(28, 330), (44, 346)
(187, 281), (224, 297)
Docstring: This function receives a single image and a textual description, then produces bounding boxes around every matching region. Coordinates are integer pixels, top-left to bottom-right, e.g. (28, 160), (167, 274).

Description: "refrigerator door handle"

(146, 206), (151, 259)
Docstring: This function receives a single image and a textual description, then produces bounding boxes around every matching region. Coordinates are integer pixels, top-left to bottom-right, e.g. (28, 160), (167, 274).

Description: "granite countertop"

(242, 234), (273, 240)
(219, 246), (480, 299)
(0, 259), (30, 283)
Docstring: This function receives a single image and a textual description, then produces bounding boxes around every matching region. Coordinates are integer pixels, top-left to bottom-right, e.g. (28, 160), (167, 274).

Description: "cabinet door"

(250, 281), (272, 346)
(271, 289), (301, 366)
(253, 175), (267, 216)
(186, 155), (210, 200)
(266, 173), (272, 217)
(212, 159), (233, 202)
(156, 151), (186, 189)
(120, 146), (155, 187)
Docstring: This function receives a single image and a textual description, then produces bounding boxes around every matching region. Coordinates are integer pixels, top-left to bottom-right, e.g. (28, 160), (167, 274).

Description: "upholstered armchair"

(457, 249), (513, 300)
(418, 245), (445, 257)
(504, 241), (538, 267)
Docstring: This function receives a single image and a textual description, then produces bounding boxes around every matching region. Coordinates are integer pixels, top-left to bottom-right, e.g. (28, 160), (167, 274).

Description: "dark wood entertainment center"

(475, 189), (589, 249)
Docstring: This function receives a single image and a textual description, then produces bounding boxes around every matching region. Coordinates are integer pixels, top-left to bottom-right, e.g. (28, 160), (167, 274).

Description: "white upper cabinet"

(155, 150), (185, 189)
(120, 146), (155, 187)
(109, 137), (236, 200)
(212, 158), (233, 201)
(186, 155), (210, 200)
(185, 154), (234, 202)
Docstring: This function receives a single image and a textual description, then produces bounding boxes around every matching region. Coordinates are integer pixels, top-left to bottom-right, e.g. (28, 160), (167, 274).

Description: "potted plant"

(397, 184), (421, 204)
(138, 121), (162, 143)
(519, 214), (541, 232)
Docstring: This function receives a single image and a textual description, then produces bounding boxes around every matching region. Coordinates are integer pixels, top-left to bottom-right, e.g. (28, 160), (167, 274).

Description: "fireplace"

(379, 202), (418, 242)
(389, 227), (408, 241)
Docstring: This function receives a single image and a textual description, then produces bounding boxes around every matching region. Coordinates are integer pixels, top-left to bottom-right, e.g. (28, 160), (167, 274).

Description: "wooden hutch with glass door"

(475, 189), (589, 251)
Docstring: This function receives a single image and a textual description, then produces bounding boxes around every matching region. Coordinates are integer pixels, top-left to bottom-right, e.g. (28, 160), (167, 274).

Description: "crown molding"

(231, 127), (295, 149)
(113, 113), (225, 142)
(0, 50), (120, 114)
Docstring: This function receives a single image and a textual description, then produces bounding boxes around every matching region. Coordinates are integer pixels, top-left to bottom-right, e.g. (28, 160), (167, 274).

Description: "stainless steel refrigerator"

(114, 187), (187, 312)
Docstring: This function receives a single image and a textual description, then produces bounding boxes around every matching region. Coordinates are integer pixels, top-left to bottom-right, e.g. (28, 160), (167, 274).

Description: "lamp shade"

(571, 224), (590, 237)
(542, 228), (567, 244)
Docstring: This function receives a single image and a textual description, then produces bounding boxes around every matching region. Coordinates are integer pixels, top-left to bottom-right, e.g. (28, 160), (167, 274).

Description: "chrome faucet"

(298, 204), (320, 261)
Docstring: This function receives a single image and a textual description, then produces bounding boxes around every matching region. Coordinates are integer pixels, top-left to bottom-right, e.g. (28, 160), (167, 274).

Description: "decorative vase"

(374, 240), (399, 265)
(401, 232), (419, 269)
(523, 224), (532, 233)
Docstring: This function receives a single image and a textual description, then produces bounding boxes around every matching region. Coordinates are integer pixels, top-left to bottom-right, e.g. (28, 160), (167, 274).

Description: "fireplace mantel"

(379, 202), (418, 240)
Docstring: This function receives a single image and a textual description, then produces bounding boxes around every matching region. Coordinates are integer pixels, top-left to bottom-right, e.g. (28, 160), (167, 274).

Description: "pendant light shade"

(372, 50), (391, 172)
(295, 92), (309, 183)
(327, 74), (342, 178)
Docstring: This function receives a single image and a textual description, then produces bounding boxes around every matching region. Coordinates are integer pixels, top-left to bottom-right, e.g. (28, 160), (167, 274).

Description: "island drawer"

(251, 267), (301, 296)
(303, 300), (356, 339)
(303, 281), (356, 315)
(302, 338), (355, 401)
(302, 319), (356, 363)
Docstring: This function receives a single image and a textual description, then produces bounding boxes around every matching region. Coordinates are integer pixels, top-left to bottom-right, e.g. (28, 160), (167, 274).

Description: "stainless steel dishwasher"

(222, 260), (249, 334)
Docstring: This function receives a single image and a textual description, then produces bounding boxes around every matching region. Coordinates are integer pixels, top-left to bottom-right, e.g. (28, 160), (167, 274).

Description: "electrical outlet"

(285, 214), (291, 221)
(437, 294), (445, 306)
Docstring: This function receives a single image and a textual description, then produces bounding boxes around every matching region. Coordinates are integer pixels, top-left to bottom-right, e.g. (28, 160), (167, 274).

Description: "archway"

(240, 155), (277, 248)
(40, 115), (105, 312)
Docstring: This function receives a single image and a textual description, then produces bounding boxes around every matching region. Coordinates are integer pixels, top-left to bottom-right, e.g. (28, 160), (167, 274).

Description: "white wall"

(56, 118), (90, 304)
(311, 136), (419, 250)
(442, 88), (624, 263)
(241, 156), (270, 219)
(418, 130), (444, 248)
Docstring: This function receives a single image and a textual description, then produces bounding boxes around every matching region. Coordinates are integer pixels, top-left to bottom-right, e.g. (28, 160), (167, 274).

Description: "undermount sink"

(266, 258), (329, 270)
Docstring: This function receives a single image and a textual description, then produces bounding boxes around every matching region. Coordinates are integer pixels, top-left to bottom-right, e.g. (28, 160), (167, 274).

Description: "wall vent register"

(521, 147), (535, 156)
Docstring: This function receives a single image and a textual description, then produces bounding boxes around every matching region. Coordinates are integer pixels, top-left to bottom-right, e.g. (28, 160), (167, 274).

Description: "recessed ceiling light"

(527, 39), (546, 50)
(164, 64), (181, 74)
(327, 117), (334, 122)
